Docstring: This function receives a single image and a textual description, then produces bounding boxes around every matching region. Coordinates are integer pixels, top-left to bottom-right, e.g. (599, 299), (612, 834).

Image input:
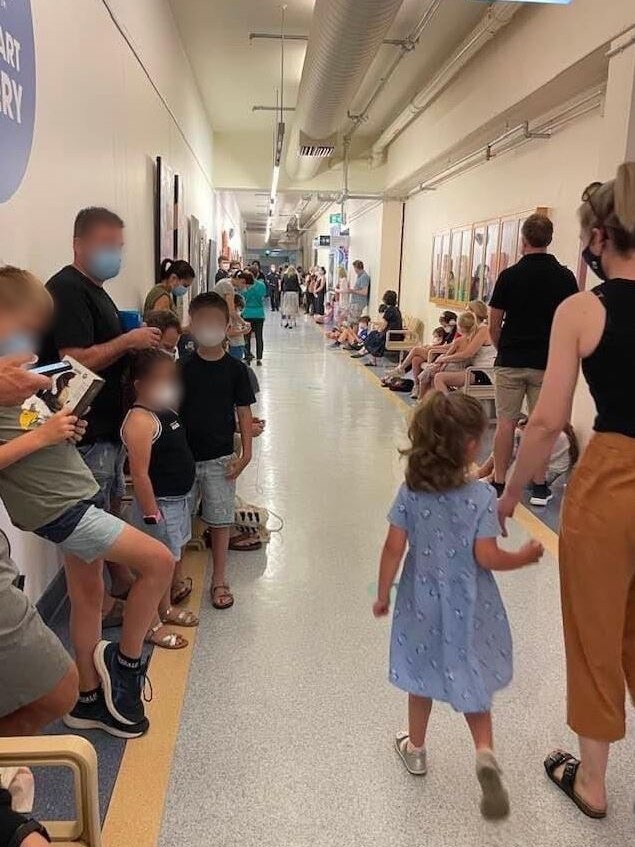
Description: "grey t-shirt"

(0, 399), (99, 531)
(351, 271), (370, 306)
(214, 279), (235, 300)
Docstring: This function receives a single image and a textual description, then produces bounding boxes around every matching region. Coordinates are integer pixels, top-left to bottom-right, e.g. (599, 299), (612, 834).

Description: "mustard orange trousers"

(559, 433), (635, 742)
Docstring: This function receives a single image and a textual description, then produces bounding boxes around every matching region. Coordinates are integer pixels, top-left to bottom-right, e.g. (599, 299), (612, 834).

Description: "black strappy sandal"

(544, 751), (607, 819)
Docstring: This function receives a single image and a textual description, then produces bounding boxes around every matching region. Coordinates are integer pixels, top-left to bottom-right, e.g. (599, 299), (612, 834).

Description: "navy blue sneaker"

(63, 688), (149, 739)
(93, 641), (150, 727)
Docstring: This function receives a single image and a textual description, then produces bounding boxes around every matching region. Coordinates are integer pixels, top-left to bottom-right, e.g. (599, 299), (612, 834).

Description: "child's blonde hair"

(457, 310), (478, 338)
(402, 392), (487, 492)
(0, 265), (52, 316)
(467, 299), (488, 323)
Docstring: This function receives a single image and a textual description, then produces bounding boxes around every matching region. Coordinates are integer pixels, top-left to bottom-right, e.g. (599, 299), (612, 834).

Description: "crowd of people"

(1, 159), (635, 840)
(317, 165), (635, 823)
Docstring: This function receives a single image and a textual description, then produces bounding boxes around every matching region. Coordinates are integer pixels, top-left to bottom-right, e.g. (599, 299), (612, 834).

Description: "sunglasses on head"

(581, 181), (604, 216)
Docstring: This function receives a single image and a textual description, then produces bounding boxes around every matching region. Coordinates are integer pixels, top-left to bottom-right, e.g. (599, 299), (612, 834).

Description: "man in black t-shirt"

(489, 214), (578, 505)
(180, 292), (255, 611)
(42, 207), (161, 600)
(266, 264), (281, 311)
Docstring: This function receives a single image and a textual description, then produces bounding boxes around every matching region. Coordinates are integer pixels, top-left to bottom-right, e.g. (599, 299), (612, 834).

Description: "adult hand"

(36, 409), (79, 447)
(0, 354), (52, 405)
(497, 491), (518, 538)
(126, 326), (161, 351)
(519, 539), (545, 565)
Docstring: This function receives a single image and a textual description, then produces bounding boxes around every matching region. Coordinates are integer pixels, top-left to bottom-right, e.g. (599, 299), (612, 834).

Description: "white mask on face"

(150, 382), (182, 410)
(194, 326), (226, 347)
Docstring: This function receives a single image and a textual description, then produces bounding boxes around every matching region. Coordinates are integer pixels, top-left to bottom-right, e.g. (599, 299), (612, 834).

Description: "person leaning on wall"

(0, 356), (78, 738)
(499, 162), (635, 821)
(40, 207), (163, 626)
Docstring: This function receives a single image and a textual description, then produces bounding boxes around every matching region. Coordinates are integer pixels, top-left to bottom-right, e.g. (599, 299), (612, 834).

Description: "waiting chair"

(0, 735), (101, 846)
(463, 366), (497, 419)
(386, 315), (424, 363)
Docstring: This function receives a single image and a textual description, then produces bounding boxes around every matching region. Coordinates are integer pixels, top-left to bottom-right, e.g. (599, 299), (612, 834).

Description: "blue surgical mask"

(0, 332), (36, 356)
(87, 248), (122, 282)
(173, 285), (188, 297)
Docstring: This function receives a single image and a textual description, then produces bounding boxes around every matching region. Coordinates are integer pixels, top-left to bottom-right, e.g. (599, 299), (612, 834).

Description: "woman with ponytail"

(500, 162), (635, 819)
(143, 259), (195, 320)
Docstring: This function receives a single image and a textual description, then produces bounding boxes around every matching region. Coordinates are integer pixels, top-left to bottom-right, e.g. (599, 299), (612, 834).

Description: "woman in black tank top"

(498, 163), (635, 820)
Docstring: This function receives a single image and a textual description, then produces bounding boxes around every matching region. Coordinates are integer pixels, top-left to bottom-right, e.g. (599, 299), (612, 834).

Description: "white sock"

(406, 739), (424, 754)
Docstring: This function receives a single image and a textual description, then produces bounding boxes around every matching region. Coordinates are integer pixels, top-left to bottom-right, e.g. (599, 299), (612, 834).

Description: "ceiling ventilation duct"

(285, 0), (405, 182)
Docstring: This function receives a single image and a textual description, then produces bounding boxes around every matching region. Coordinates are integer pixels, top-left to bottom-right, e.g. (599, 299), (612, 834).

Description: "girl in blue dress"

(373, 392), (543, 820)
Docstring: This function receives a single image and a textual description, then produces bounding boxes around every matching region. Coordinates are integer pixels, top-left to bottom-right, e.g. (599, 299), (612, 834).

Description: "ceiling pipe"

(344, 0), (443, 144)
(370, 2), (521, 167)
(285, 0), (405, 183)
(249, 32), (407, 47)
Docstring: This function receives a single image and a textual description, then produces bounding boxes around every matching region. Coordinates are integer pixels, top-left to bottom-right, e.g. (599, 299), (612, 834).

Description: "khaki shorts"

(0, 532), (72, 718)
(494, 367), (545, 420)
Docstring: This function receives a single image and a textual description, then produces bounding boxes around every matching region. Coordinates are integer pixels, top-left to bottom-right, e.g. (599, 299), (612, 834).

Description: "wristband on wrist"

(143, 510), (162, 525)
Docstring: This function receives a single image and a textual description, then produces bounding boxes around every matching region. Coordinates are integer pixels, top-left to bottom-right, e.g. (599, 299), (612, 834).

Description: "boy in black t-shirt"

(180, 293), (255, 610)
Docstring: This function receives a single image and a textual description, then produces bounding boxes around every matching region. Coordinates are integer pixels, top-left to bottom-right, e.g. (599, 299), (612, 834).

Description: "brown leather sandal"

(544, 751), (607, 819)
(211, 584), (234, 610)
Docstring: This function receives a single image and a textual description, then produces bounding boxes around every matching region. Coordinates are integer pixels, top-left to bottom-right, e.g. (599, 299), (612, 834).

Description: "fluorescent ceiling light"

(271, 165), (280, 203)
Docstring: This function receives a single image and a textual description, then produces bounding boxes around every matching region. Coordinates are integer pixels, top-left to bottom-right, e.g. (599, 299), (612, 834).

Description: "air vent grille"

(298, 131), (337, 159)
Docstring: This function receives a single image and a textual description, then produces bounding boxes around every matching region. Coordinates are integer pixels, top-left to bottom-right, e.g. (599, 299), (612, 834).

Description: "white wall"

(0, 0), (222, 600)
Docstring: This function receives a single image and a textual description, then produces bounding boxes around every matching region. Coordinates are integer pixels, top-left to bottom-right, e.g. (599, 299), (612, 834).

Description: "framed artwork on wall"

(188, 215), (201, 296)
(430, 208), (546, 307)
(154, 156), (176, 283)
(174, 174), (187, 260)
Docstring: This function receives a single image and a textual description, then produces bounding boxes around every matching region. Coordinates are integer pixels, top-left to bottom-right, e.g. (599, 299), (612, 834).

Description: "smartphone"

(31, 362), (73, 376)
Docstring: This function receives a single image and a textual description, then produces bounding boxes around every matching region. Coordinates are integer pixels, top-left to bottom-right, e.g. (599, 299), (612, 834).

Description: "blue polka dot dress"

(388, 481), (512, 713)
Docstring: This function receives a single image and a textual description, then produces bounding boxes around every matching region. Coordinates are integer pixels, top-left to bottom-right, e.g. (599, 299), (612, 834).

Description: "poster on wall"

(429, 234), (443, 300)
(483, 221), (500, 302)
(188, 215), (201, 296)
(499, 218), (520, 275)
(199, 227), (208, 294)
(155, 156), (175, 282)
(469, 225), (487, 302)
(0, 0), (37, 204)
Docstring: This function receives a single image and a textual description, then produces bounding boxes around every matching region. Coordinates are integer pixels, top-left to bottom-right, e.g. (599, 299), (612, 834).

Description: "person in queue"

(489, 214), (578, 506)
(266, 264), (281, 312)
(215, 255), (231, 284)
(499, 163), (635, 820)
(241, 270), (267, 365)
(348, 260), (371, 325)
(145, 310), (182, 359)
(0, 351), (79, 737)
(41, 208), (162, 623)
(0, 266), (173, 737)
(142, 258), (194, 320)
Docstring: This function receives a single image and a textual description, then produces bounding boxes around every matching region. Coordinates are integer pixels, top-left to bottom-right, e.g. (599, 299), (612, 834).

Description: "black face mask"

(582, 245), (608, 282)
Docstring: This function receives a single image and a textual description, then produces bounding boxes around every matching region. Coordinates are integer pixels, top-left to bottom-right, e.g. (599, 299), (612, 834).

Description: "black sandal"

(544, 751), (607, 819)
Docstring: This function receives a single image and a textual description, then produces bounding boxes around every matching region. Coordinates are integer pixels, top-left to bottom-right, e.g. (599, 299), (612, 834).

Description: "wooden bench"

(0, 735), (102, 846)
(385, 315), (424, 363)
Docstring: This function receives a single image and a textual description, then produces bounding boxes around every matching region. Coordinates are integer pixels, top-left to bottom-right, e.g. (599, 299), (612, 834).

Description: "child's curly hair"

(402, 392), (487, 492)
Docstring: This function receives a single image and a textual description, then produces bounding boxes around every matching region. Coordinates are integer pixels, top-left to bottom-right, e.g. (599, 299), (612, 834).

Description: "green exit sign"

(329, 213), (342, 224)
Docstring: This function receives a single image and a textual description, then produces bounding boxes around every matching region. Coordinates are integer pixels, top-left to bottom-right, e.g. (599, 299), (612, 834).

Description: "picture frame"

(188, 215), (201, 297)
(154, 156), (175, 282)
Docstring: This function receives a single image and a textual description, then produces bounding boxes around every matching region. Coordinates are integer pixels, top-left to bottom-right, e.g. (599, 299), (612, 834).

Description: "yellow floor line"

(101, 549), (207, 847)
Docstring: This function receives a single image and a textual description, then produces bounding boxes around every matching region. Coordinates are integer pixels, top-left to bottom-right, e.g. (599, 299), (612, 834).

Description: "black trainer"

(63, 689), (149, 739)
(530, 483), (553, 507)
(94, 640), (150, 727)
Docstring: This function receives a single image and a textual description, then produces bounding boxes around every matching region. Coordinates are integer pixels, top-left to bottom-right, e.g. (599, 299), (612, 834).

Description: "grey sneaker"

(476, 749), (510, 820)
(395, 732), (427, 775)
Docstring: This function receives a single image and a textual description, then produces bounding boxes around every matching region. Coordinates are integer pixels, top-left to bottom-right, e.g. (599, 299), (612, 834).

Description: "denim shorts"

(78, 441), (126, 508)
(190, 456), (236, 527)
(55, 505), (126, 563)
(130, 496), (192, 559)
(229, 345), (245, 360)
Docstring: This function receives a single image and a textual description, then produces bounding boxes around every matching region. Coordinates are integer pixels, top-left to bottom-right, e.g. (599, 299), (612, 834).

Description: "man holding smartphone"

(40, 207), (162, 614)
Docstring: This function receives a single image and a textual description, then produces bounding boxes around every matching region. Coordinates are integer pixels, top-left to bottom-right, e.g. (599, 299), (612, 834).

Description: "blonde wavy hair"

(467, 299), (488, 323)
(402, 392), (487, 492)
(579, 162), (635, 255)
(457, 310), (478, 339)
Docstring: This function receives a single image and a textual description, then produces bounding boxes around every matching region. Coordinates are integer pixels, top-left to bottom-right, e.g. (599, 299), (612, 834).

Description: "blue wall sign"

(0, 0), (36, 203)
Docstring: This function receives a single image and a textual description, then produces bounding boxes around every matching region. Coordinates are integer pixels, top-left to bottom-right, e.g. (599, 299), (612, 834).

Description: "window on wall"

(429, 208), (547, 307)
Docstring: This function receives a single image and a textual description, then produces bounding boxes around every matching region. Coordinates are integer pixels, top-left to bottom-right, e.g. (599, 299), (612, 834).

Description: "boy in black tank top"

(122, 350), (199, 650)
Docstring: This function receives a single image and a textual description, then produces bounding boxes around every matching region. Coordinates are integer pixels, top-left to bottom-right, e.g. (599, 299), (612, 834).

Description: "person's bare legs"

(411, 354), (425, 382)
(402, 346), (428, 373)
(209, 526), (231, 604)
(0, 665), (79, 736)
(493, 417), (517, 485)
(64, 555), (104, 691)
(104, 525), (174, 658)
(408, 694), (433, 748)
(104, 496), (134, 598)
(549, 738), (609, 811)
(433, 370), (467, 394)
(465, 711), (494, 750)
